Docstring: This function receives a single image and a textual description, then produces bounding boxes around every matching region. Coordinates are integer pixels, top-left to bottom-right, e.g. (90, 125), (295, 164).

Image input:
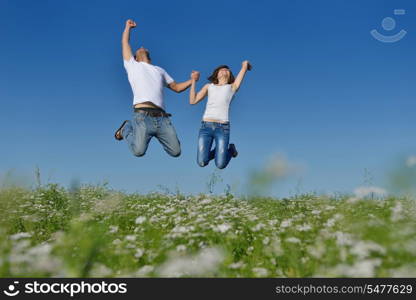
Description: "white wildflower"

(350, 240), (386, 259)
(164, 207), (175, 214)
(90, 263), (113, 277)
(296, 224), (312, 231)
(390, 202), (403, 222)
(268, 220), (278, 226)
(252, 267), (269, 277)
(92, 193), (122, 214)
(271, 238), (284, 256)
(340, 247), (348, 262)
(135, 216), (146, 224)
(262, 237), (270, 245)
(252, 223), (265, 232)
(228, 261), (245, 269)
(200, 198), (212, 205)
(325, 218), (336, 228)
(176, 244), (187, 252)
(214, 223), (232, 233)
(157, 247), (224, 277)
(198, 241), (206, 248)
(293, 213), (305, 220)
(403, 239), (416, 254)
(26, 243), (51, 256)
(134, 248), (144, 258)
(10, 232), (32, 240)
(149, 216), (160, 223)
(136, 265), (154, 277)
(389, 265), (416, 277)
(10, 242), (62, 273)
(286, 237), (301, 244)
(307, 244), (325, 259)
(109, 225), (118, 233)
(171, 225), (194, 234)
(280, 219), (292, 228)
(174, 216), (183, 224)
(334, 231), (354, 246)
(347, 197), (360, 203)
(125, 235), (136, 242)
(112, 239), (122, 245)
(330, 259), (382, 277)
(248, 215), (258, 222)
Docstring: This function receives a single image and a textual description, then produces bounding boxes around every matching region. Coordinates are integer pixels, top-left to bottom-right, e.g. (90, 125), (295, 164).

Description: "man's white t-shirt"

(123, 57), (174, 109)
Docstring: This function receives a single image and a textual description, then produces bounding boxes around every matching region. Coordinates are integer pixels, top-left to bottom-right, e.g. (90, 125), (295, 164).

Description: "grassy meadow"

(0, 179), (415, 277)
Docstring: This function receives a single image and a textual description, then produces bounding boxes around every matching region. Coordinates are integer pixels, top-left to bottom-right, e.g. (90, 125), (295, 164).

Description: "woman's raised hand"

(242, 60), (252, 71)
(191, 70), (200, 81)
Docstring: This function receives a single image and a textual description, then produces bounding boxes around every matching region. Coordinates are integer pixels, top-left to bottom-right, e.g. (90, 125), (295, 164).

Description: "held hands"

(242, 60), (252, 71)
(125, 19), (137, 29)
(191, 70), (200, 81)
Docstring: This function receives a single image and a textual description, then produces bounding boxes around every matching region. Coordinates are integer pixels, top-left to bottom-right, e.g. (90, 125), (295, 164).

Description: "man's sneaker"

(229, 143), (238, 158)
(114, 120), (128, 141)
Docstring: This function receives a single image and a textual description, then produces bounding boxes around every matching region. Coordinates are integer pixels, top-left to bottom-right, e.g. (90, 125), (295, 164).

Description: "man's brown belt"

(134, 107), (172, 117)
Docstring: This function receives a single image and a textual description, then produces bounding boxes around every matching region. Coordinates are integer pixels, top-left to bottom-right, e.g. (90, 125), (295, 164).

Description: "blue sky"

(1, 0), (415, 196)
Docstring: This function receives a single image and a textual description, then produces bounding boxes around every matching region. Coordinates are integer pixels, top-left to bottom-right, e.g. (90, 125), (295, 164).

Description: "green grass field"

(0, 183), (415, 277)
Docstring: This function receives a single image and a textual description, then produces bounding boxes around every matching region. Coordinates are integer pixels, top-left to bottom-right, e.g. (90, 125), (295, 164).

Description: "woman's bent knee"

(198, 159), (208, 167)
(215, 160), (228, 169)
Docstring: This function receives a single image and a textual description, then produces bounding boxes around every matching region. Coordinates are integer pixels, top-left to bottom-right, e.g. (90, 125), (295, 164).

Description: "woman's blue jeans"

(197, 121), (234, 169)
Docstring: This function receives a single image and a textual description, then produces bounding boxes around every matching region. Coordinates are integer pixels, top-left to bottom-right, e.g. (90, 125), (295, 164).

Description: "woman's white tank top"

(202, 83), (235, 122)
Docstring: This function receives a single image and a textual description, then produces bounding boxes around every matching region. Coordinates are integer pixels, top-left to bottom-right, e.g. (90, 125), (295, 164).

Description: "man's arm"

(232, 60), (252, 92)
(168, 71), (200, 93)
(122, 19), (136, 60)
(168, 80), (192, 93)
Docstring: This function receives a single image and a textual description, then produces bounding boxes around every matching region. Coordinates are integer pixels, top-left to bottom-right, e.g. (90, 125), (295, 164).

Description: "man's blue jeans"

(197, 121), (233, 169)
(122, 111), (181, 157)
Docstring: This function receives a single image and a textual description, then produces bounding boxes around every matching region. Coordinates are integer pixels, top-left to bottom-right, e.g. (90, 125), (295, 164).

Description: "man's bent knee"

(169, 149), (181, 157)
(131, 147), (147, 157)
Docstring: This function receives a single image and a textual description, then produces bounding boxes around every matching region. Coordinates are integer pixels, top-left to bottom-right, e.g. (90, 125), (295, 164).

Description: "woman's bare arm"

(232, 60), (252, 92)
(190, 81), (209, 105)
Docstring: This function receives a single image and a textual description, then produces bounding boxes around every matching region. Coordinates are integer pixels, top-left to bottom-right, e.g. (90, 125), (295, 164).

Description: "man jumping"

(115, 19), (200, 157)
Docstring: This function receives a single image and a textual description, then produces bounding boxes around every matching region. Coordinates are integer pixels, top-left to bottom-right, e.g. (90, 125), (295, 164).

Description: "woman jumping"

(189, 61), (251, 169)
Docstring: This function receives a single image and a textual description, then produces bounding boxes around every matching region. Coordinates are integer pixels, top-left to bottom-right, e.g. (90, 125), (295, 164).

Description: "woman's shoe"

(229, 143), (238, 158)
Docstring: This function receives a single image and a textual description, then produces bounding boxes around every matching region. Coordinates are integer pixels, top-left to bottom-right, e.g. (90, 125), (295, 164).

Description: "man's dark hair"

(134, 49), (151, 61)
(207, 65), (235, 84)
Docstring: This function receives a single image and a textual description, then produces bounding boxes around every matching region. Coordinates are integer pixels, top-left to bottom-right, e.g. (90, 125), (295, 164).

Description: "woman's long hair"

(207, 65), (235, 84)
